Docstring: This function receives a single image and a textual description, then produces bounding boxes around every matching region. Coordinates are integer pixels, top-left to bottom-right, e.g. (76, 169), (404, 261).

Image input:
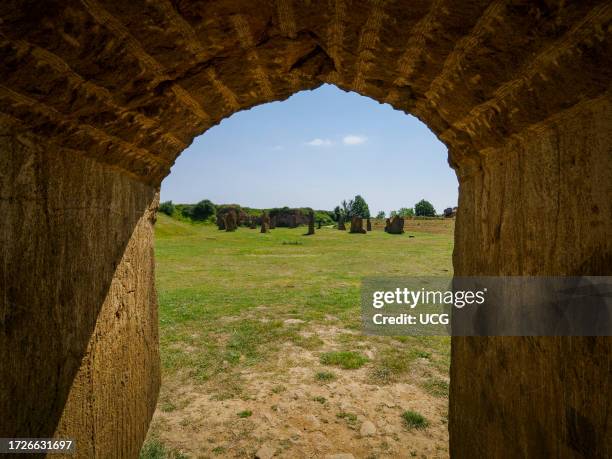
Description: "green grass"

(320, 351), (369, 369)
(336, 411), (358, 425)
(315, 371), (336, 382)
(154, 214), (452, 394)
(140, 439), (188, 459)
(402, 410), (429, 429)
(140, 439), (167, 459)
(422, 377), (449, 397)
(237, 410), (253, 418)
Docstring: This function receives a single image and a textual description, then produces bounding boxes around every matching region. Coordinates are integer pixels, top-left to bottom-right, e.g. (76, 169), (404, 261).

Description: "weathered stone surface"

(223, 210), (238, 232)
(384, 218), (390, 232)
(261, 212), (270, 233)
(269, 208), (309, 227)
(0, 121), (159, 458)
(349, 216), (366, 234)
(306, 210), (315, 235)
(217, 205), (247, 228)
(366, 218), (372, 231)
(386, 216), (404, 234)
(0, 2), (610, 458)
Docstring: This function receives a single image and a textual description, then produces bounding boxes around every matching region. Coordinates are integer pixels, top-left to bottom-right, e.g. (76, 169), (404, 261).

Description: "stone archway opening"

(150, 84), (457, 457)
(0, 1), (610, 458)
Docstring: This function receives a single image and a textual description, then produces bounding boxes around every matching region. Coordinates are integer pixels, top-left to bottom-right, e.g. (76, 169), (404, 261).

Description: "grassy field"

(144, 215), (454, 458)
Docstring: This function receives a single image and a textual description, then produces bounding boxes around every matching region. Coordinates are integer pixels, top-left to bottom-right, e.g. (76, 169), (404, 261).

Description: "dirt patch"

(148, 324), (449, 458)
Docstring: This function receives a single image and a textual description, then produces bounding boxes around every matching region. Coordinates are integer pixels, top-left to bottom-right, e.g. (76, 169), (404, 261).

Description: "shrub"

(401, 410), (429, 429)
(191, 199), (216, 221)
(159, 201), (175, 216)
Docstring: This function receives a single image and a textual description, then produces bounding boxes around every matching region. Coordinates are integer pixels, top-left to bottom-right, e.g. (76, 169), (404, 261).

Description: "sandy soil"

(148, 324), (449, 459)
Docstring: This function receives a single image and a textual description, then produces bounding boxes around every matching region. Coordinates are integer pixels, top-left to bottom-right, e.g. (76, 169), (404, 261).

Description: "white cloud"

(342, 135), (367, 145)
(305, 138), (333, 147)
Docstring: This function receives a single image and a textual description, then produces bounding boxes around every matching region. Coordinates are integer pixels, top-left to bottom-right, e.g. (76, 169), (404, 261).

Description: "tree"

(159, 200), (175, 216)
(341, 199), (352, 218)
(191, 199), (216, 221)
(376, 211), (386, 219)
(414, 199), (436, 217)
(390, 210), (398, 218)
(350, 195), (370, 218)
(333, 205), (342, 222)
(398, 207), (414, 217)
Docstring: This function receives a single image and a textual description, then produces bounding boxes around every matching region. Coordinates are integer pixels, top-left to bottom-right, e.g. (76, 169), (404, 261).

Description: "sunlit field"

(143, 215), (454, 458)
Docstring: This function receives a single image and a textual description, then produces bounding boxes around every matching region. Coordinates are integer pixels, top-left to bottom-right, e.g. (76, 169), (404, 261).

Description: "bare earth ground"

(145, 217), (453, 459)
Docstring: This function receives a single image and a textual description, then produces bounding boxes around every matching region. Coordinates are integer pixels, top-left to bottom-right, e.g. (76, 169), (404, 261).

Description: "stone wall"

(0, 117), (160, 457)
(450, 94), (612, 458)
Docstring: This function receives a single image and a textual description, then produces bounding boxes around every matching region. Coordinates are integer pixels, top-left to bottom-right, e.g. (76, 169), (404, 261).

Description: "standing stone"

(224, 210), (238, 231)
(350, 216), (367, 234)
(384, 218), (390, 232)
(217, 215), (226, 230)
(386, 215), (404, 234)
(317, 220), (322, 229)
(338, 218), (346, 230)
(261, 212), (270, 233)
(366, 218), (372, 231)
(306, 210), (315, 235)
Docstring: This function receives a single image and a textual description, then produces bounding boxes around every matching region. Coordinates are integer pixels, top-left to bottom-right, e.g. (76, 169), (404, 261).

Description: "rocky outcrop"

(0, 2), (610, 458)
(269, 208), (309, 227)
(216, 205), (247, 228)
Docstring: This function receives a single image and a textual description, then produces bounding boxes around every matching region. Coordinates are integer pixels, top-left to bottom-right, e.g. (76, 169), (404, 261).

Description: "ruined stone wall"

(451, 94), (612, 458)
(0, 117), (160, 457)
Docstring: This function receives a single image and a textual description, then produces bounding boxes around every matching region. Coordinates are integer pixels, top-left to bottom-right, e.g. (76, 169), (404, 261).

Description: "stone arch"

(0, 1), (610, 457)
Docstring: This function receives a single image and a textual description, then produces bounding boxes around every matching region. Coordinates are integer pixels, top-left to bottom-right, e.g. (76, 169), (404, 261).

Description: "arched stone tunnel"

(0, 1), (610, 457)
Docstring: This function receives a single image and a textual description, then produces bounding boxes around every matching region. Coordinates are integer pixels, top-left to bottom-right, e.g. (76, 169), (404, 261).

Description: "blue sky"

(160, 84), (457, 215)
